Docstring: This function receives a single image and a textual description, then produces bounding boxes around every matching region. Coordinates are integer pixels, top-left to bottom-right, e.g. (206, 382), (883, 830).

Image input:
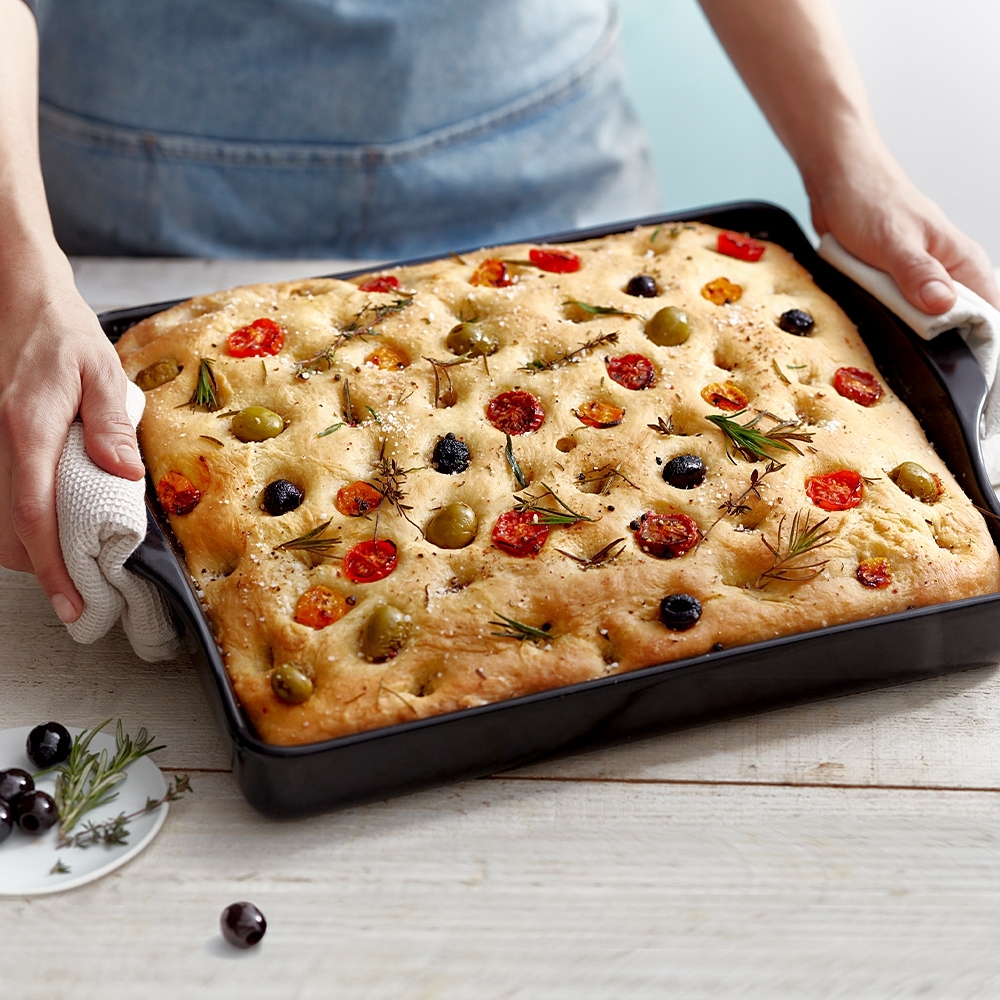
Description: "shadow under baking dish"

(102, 202), (1000, 818)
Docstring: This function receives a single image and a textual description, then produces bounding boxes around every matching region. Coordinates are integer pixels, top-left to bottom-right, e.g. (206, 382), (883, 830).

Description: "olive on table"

(26, 722), (72, 768)
(662, 454), (706, 489)
(645, 306), (690, 346)
(15, 790), (58, 835)
(445, 322), (499, 357)
(424, 502), (479, 549)
(0, 768), (33, 808)
(220, 902), (267, 949)
(889, 461), (942, 503)
(135, 357), (182, 391)
(625, 274), (659, 298)
(231, 406), (285, 443)
(0, 799), (12, 846)
(360, 605), (409, 662)
(431, 433), (471, 474)
(777, 309), (815, 336)
(260, 479), (304, 516)
(659, 594), (703, 631)
(271, 664), (314, 705)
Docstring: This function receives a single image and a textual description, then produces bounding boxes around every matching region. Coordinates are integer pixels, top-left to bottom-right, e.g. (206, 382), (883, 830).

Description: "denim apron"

(34, 0), (659, 258)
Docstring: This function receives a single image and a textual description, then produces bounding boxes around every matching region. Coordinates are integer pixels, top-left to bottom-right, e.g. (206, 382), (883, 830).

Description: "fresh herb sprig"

(180, 358), (221, 411)
(511, 484), (594, 525)
(424, 354), (474, 408)
(370, 441), (423, 536)
(519, 331), (619, 374)
(647, 415), (678, 436)
(575, 463), (639, 495)
(563, 300), (642, 320)
(504, 434), (528, 489)
(755, 509), (834, 588)
(700, 461), (785, 542)
(556, 537), (627, 570)
(706, 408), (814, 463)
(489, 614), (555, 644)
(273, 519), (341, 557)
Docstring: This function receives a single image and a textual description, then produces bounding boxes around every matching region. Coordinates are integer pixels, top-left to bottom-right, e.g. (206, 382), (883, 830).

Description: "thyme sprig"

(755, 509), (834, 588)
(370, 440), (423, 536)
(647, 415), (677, 436)
(180, 358), (221, 411)
(706, 408), (814, 463)
(511, 484), (594, 525)
(519, 331), (619, 374)
(504, 434), (528, 488)
(424, 354), (474, 408)
(700, 461), (785, 541)
(273, 519), (341, 557)
(575, 463), (639, 495)
(563, 300), (642, 320)
(489, 613), (555, 644)
(556, 537), (627, 570)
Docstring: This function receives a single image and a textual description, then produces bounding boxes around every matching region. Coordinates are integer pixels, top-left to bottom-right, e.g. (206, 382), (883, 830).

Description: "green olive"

(135, 357), (182, 391)
(889, 461), (942, 503)
(360, 605), (410, 662)
(424, 502), (479, 549)
(231, 406), (285, 442)
(446, 322), (499, 357)
(645, 306), (690, 347)
(271, 664), (314, 704)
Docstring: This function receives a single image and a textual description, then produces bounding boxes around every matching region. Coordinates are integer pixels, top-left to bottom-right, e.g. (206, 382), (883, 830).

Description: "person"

(1, 0), (997, 627)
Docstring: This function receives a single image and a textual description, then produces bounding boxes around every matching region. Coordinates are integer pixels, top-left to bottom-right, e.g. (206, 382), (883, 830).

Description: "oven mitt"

(818, 234), (1000, 486)
(55, 379), (180, 661)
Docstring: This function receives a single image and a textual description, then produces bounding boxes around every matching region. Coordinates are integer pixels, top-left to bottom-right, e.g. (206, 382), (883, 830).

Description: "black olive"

(260, 479), (305, 516)
(26, 722), (72, 768)
(0, 799), (12, 846)
(0, 768), (33, 809)
(15, 789), (58, 835)
(625, 274), (658, 298)
(777, 309), (815, 336)
(431, 433), (471, 475)
(221, 901), (267, 948)
(662, 454), (705, 489)
(659, 594), (702, 631)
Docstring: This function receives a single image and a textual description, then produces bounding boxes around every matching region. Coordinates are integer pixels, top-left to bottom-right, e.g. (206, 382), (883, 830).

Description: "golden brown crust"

(115, 224), (1000, 745)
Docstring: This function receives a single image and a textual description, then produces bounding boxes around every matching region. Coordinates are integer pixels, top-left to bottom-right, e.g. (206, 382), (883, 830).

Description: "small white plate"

(0, 726), (168, 896)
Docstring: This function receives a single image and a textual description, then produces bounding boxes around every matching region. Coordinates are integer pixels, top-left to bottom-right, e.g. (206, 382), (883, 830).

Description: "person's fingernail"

(921, 280), (953, 310)
(116, 443), (141, 467)
(51, 593), (80, 624)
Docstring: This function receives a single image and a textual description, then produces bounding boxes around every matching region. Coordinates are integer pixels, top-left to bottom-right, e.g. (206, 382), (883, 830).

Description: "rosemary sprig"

(511, 484), (594, 525)
(504, 434), (528, 488)
(489, 613), (555, 644)
(556, 537), (627, 570)
(273, 519), (341, 557)
(706, 408), (814, 463)
(563, 300), (642, 320)
(52, 721), (164, 841)
(755, 509), (834, 587)
(180, 358), (221, 411)
(519, 331), (620, 374)
(424, 354), (474, 408)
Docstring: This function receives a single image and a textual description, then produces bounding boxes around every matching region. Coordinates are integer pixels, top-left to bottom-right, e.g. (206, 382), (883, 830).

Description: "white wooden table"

(5, 259), (1000, 999)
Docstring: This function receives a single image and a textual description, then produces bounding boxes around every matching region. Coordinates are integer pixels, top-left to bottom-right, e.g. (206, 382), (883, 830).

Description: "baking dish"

(102, 202), (1000, 817)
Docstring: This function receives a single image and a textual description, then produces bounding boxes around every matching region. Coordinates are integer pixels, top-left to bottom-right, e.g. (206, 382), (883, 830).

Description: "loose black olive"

(625, 274), (658, 298)
(221, 902), (267, 948)
(777, 309), (815, 336)
(26, 722), (72, 768)
(15, 790), (58, 835)
(659, 594), (703, 631)
(662, 454), (706, 489)
(431, 433), (470, 475)
(260, 479), (304, 516)
(0, 799), (12, 846)
(0, 769), (33, 809)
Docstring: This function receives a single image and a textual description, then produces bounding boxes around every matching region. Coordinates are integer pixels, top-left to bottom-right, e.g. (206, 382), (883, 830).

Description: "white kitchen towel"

(55, 380), (179, 661)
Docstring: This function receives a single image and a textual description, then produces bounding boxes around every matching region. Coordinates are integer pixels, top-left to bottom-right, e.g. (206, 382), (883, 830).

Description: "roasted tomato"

(343, 539), (398, 583)
(156, 471), (202, 516)
(806, 469), (864, 511)
(575, 400), (625, 428)
(358, 275), (400, 293)
(717, 231), (766, 262)
(226, 318), (285, 358)
(486, 390), (545, 435)
(365, 345), (410, 370)
(701, 277), (743, 305)
(701, 381), (748, 411)
(335, 481), (383, 517)
(492, 511), (550, 557)
(294, 585), (350, 629)
(630, 510), (700, 559)
(856, 558), (892, 589)
(529, 247), (581, 273)
(469, 258), (512, 288)
(833, 366), (883, 407)
(606, 354), (656, 390)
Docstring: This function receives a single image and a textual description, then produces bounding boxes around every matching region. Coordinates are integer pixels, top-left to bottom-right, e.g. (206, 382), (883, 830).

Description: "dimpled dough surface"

(115, 224), (1000, 746)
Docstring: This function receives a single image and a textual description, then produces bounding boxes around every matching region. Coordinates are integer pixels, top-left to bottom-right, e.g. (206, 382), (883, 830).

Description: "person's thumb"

(884, 246), (958, 316)
(79, 360), (145, 480)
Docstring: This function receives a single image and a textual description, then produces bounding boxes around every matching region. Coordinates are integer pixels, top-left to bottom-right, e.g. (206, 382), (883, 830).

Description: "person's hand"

(0, 260), (145, 623)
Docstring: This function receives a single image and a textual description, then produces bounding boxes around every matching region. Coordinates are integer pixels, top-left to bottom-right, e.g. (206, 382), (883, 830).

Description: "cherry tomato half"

(365, 345), (410, 370)
(701, 277), (743, 306)
(294, 585), (350, 629)
(717, 231), (766, 262)
(156, 471), (202, 516)
(529, 247), (581, 273)
(492, 511), (550, 558)
(575, 400), (625, 428)
(358, 275), (400, 293)
(701, 381), (749, 411)
(630, 510), (700, 559)
(335, 481), (383, 517)
(226, 318), (285, 358)
(486, 390), (545, 435)
(856, 558), (892, 589)
(833, 366), (883, 407)
(806, 469), (864, 512)
(606, 354), (656, 391)
(343, 539), (398, 583)
(469, 258), (512, 288)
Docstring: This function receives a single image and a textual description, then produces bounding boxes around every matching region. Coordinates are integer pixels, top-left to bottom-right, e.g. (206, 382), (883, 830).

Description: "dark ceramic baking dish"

(101, 202), (1000, 817)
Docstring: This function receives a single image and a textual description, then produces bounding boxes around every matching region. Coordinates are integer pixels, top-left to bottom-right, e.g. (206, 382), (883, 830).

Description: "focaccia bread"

(115, 223), (1000, 746)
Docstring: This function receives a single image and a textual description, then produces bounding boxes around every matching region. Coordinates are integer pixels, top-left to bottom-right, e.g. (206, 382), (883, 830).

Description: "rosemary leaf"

(504, 434), (528, 488)
(563, 300), (641, 320)
(489, 613), (555, 644)
(50, 859), (71, 875)
(772, 359), (790, 385)
(198, 435), (225, 448)
(365, 405), (382, 425)
(317, 422), (345, 437)
(647, 415), (676, 436)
